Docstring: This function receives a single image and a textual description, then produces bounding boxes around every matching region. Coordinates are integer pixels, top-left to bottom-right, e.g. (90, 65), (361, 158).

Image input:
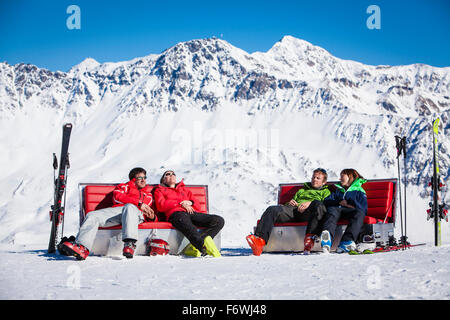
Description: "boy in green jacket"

(246, 168), (330, 255)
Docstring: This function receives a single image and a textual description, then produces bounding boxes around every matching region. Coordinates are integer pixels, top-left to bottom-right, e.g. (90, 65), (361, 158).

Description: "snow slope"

(1, 243), (450, 300)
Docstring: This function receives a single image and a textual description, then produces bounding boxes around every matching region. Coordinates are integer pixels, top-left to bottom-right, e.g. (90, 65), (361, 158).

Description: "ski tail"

(372, 243), (426, 253)
(48, 123), (72, 253)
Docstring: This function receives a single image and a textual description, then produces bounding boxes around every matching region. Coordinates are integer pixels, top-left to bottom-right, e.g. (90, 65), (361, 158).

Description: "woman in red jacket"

(153, 170), (224, 257)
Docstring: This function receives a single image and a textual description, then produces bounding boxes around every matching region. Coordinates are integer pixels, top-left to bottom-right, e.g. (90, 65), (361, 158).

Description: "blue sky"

(0, 0), (449, 72)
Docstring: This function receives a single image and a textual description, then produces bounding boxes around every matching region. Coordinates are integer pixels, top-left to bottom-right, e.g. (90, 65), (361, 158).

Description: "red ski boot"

(303, 233), (316, 255)
(246, 234), (266, 256)
(123, 240), (136, 259)
(59, 241), (90, 260)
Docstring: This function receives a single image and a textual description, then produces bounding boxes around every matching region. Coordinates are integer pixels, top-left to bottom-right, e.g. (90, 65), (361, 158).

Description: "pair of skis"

(427, 118), (448, 247)
(348, 243), (426, 255)
(48, 123), (73, 253)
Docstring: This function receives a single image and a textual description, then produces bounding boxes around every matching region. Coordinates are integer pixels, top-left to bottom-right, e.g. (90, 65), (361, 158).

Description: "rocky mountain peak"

(69, 57), (100, 74)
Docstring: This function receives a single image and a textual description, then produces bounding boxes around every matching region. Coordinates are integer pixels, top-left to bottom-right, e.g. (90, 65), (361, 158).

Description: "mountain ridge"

(0, 35), (448, 185)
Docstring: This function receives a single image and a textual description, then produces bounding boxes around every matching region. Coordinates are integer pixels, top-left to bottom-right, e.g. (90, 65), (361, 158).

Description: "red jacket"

(112, 179), (157, 221)
(153, 180), (199, 220)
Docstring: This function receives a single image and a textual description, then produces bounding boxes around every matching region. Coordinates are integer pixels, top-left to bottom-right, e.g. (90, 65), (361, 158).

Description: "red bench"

(277, 179), (396, 225)
(259, 179), (397, 252)
(78, 183), (219, 256)
(80, 184), (209, 226)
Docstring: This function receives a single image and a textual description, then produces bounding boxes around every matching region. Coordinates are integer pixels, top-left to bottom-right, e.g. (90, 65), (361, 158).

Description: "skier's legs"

(297, 200), (327, 235)
(322, 206), (342, 240)
(75, 206), (123, 250)
(121, 203), (145, 242)
(169, 211), (205, 251)
(340, 208), (366, 243)
(254, 205), (297, 243)
(190, 213), (225, 240)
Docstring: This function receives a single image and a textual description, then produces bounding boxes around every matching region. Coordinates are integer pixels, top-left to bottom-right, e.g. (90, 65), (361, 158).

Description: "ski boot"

(336, 240), (356, 253)
(246, 234), (266, 256)
(355, 235), (376, 253)
(303, 233), (316, 255)
(203, 236), (221, 257)
(123, 239), (137, 259)
(59, 241), (90, 260)
(57, 235), (76, 256)
(320, 230), (332, 254)
(181, 243), (202, 257)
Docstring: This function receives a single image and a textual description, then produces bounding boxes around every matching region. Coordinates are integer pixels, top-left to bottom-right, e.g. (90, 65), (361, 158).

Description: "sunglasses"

(135, 176), (147, 181)
(165, 172), (176, 177)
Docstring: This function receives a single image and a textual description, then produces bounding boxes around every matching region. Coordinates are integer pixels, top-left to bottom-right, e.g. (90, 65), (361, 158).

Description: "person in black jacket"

(320, 168), (368, 253)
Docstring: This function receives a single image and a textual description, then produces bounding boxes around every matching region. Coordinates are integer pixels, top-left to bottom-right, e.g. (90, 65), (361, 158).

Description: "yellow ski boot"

(203, 236), (221, 257)
(181, 243), (202, 257)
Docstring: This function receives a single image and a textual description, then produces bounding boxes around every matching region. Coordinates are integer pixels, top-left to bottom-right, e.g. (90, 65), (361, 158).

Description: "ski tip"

(433, 118), (440, 133)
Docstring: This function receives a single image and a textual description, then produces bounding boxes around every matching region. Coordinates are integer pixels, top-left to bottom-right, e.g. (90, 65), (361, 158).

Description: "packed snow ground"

(1, 243), (450, 300)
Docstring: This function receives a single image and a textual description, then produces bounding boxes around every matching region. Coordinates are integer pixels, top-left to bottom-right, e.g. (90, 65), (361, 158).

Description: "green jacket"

(289, 183), (331, 205)
(334, 178), (367, 194)
(324, 178), (368, 212)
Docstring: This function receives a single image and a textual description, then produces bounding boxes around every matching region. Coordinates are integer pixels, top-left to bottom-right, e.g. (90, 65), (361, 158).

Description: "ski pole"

(395, 136), (405, 248)
(401, 136), (407, 250)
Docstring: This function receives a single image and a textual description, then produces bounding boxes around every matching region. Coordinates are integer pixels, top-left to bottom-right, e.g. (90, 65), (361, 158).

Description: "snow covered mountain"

(0, 35), (449, 246)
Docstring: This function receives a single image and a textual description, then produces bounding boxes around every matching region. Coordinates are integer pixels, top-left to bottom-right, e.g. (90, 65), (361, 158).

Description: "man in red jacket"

(153, 170), (224, 257)
(59, 167), (156, 260)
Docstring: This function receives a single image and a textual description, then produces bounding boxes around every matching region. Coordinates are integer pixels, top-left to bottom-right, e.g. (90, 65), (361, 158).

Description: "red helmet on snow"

(147, 238), (170, 256)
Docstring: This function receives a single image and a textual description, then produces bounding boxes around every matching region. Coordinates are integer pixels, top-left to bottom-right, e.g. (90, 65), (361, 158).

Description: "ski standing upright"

(427, 118), (448, 246)
(48, 123), (73, 253)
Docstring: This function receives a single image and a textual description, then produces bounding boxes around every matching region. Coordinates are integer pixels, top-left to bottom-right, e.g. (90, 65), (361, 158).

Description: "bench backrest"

(78, 183), (209, 225)
(278, 179), (397, 223)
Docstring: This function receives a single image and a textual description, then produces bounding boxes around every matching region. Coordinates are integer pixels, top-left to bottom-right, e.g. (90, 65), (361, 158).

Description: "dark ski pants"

(322, 206), (366, 243)
(168, 211), (225, 252)
(254, 201), (327, 243)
